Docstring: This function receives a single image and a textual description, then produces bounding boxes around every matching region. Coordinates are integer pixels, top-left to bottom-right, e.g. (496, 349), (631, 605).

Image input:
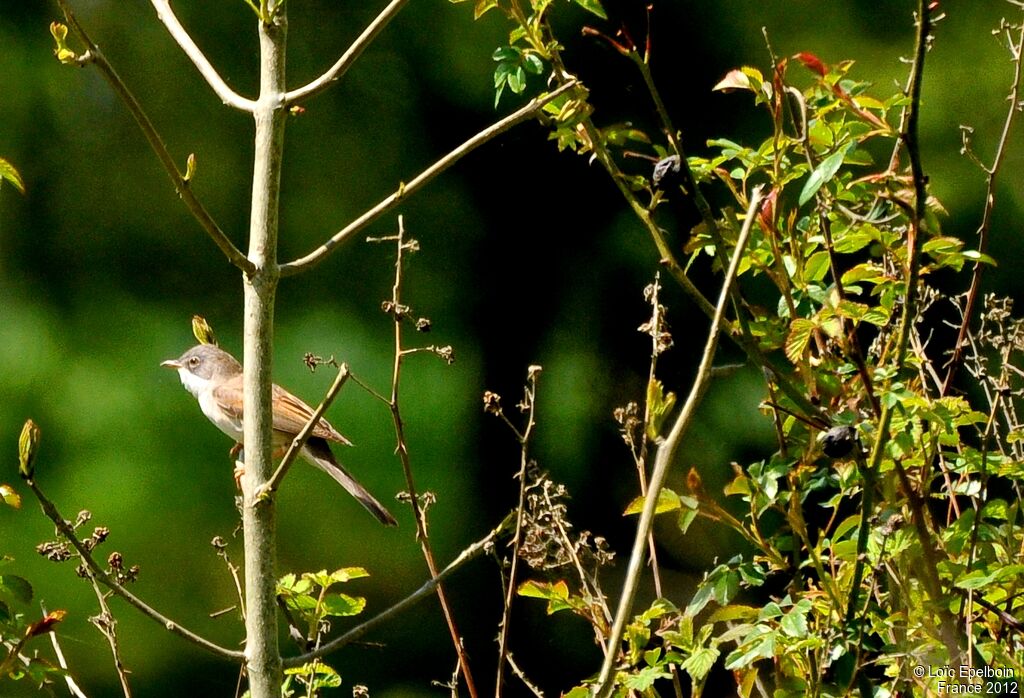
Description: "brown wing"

(271, 383), (352, 445)
(211, 376), (352, 446)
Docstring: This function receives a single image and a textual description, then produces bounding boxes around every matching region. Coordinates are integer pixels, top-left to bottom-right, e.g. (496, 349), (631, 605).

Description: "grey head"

(161, 344), (242, 396)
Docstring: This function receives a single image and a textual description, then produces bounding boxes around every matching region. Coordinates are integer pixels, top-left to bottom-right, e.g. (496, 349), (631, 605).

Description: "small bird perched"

(161, 343), (397, 526)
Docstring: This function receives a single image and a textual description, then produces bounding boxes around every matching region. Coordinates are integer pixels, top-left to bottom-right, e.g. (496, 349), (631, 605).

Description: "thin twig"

(86, 577), (133, 698)
(149, 0), (257, 111)
(506, 653), (545, 698)
(52, 0), (254, 274)
(940, 10), (1024, 395)
(594, 187), (763, 698)
(495, 367), (540, 697)
(44, 603), (89, 698)
(283, 518), (508, 667)
(258, 363), (351, 496)
(25, 478), (244, 661)
(279, 82), (577, 276)
(283, 0), (410, 105)
(383, 218), (480, 698)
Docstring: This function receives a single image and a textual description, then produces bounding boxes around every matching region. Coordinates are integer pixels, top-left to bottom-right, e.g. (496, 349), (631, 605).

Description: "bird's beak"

(161, 359), (183, 369)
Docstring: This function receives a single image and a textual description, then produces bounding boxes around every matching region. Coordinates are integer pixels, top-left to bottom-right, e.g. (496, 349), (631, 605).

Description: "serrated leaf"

(785, 318), (816, 364)
(681, 647), (719, 681)
(799, 148), (847, 206)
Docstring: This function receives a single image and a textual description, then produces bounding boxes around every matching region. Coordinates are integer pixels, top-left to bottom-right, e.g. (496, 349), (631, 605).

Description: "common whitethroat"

(161, 344), (397, 526)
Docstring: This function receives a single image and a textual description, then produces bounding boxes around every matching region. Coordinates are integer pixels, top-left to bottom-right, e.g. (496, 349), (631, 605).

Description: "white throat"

(176, 368), (244, 441)
(176, 367), (212, 399)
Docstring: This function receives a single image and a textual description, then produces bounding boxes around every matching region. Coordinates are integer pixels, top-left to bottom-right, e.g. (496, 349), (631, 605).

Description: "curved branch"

(279, 81), (577, 276)
(594, 188), (763, 698)
(149, 0), (258, 112)
(282, 518), (508, 667)
(53, 0), (255, 275)
(26, 478), (244, 662)
(284, 0), (410, 106)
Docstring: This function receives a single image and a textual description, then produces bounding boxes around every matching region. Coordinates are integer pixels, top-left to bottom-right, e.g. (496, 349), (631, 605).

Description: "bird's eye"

(188, 356), (200, 367)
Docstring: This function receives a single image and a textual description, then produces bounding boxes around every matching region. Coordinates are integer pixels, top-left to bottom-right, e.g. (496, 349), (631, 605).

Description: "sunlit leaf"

(799, 147), (847, 206)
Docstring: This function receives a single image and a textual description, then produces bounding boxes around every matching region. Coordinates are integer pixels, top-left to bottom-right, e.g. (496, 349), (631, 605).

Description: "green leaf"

(785, 318), (816, 364)
(0, 484), (21, 509)
(623, 487), (681, 516)
(0, 575), (33, 604)
(779, 606), (808, 638)
(321, 593), (366, 617)
(523, 53), (545, 75)
(0, 157), (25, 195)
(572, 0), (607, 19)
(799, 147), (847, 206)
(681, 647), (719, 682)
(623, 665), (672, 691)
(492, 46), (520, 62)
(517, 579), (574, 614)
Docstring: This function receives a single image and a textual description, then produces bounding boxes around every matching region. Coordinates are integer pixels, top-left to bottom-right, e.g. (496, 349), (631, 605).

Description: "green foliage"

(454, 2), (1024, 695)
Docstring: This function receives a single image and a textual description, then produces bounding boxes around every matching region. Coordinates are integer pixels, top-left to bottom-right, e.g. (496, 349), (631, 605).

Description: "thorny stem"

(941, 10), (1024, 395)
(384, 217), (480, 698)
(25, 478), (244, 661)
(284, 519), (508, 667)
(52, 0), (254, 274)
(594, 187), (763, 698)
(495, 367), (540, 697)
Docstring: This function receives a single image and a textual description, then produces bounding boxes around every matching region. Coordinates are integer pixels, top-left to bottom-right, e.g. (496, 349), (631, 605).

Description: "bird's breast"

(198, 390), (244, 441)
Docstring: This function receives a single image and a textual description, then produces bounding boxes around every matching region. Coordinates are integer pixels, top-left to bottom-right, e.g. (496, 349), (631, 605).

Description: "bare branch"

(284, 0), (410, 106)
(282, 518), (509, 667)
(384, 219), (480, 698)
(26, 478), (244, 661)
(258, 363), (351, 496)
(53, 0), (255, 275)
(594, 187), (764, 698)
(149, 0), (258, 112)
(279, 82), (578, 276)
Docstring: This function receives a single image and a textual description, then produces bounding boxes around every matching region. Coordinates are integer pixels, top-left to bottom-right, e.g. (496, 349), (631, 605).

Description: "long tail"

(305, 441), (398, 526)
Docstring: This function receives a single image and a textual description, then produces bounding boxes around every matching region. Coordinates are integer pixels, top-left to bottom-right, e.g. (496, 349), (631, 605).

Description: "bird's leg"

(230, 443), (244, 489)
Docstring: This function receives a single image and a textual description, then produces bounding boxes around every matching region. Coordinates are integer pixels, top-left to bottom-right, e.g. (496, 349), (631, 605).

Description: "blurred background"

(1, 0), (1022, 695)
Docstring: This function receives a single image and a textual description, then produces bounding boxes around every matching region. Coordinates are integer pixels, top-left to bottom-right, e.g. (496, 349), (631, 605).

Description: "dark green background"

(1, 1), (1021, 695)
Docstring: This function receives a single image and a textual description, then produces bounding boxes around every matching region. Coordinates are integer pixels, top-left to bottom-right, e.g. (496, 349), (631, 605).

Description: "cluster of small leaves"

(273, 567), (370, 696)
(448, 0), (606, 107)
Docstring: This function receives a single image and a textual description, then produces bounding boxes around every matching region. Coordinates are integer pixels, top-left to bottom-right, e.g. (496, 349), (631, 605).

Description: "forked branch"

(284, 0), (410, 106)
(150, 0), (258, 111)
